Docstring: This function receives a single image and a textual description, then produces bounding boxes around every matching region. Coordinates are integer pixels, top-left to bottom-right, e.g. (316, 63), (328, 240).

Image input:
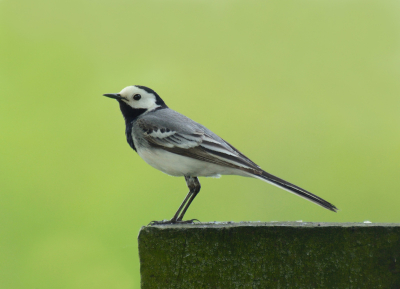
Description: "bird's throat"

(118, 101), (147, 123)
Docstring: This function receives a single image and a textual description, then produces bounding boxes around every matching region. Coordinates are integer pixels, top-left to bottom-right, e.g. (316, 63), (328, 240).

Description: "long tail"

(251, 170), (338, 212)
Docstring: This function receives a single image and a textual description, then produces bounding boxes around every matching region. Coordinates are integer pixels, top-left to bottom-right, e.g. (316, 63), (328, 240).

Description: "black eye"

(133, 94), (141, 100)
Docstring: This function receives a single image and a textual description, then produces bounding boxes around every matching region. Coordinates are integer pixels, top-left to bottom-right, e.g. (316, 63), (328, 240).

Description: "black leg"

(177, 177), (201, 221)
(149, 176), (200, 225)
(169, 189), (193, 223)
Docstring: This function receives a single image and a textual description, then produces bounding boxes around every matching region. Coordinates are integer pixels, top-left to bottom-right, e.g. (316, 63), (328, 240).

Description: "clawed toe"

(148, 220), (171, 225)
(148, 218), (201, 226)
(176, 218), (201, 224)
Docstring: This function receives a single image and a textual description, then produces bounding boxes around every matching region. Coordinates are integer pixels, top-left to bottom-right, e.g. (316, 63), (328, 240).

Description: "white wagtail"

(104, 85), (337, 224)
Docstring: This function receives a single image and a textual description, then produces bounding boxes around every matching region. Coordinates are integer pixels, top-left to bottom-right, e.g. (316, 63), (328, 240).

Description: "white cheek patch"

(135, 96), (159, 110)
(125, 97), (159, 111)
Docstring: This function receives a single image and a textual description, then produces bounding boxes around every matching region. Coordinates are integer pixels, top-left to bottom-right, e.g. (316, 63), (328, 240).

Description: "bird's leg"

(168, 188), (193, 223)
(149, 190), (193, 225)
(149, 176), (198, 225)
(177, 177), (201, 222)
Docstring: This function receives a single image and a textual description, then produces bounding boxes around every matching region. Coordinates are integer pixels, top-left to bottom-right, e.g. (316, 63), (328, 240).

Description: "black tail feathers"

(259, 170), (338, 212)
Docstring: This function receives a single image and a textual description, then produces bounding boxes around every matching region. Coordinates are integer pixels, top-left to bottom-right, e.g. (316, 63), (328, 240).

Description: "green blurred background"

(1, 0), (400, 288)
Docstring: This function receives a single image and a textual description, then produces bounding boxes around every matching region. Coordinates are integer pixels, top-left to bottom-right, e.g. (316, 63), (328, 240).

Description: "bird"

(104, 85), (337, 224)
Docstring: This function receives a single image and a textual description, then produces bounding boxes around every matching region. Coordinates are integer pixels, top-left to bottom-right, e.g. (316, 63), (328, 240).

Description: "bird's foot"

(148, 219), (200, 226)
(176, 218), (200, 224)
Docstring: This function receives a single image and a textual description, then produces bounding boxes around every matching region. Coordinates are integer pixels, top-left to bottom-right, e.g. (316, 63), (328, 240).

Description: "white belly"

(137, 147), (241, 177)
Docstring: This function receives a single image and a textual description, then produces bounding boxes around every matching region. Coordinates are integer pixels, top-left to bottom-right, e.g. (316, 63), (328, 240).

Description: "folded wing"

(137, 118), (261, 173)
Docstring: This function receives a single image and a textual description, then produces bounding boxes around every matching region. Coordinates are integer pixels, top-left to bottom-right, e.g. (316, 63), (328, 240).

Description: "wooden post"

(138, 222), (400, 288)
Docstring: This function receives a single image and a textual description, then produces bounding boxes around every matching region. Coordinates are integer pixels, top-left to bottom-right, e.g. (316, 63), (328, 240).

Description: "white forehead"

(119, 86), (142, 97)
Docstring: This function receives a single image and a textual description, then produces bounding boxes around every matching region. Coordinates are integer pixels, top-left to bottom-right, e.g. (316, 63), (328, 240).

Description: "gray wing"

(135, 109), (261, 172)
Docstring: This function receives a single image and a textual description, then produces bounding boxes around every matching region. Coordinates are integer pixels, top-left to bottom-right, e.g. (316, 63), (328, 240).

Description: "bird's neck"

(118, 101), (167, 124)
(118, 101), (147, 124)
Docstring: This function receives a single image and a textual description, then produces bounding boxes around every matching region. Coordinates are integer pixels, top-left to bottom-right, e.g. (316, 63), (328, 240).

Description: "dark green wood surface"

(139, 222), (400, 288)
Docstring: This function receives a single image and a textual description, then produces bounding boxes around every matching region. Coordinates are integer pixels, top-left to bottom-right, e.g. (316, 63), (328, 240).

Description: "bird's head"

(104, 85), (167, 120)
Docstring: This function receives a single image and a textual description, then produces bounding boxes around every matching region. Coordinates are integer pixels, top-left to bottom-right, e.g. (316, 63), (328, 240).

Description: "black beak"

(103, 93), (125, 100)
